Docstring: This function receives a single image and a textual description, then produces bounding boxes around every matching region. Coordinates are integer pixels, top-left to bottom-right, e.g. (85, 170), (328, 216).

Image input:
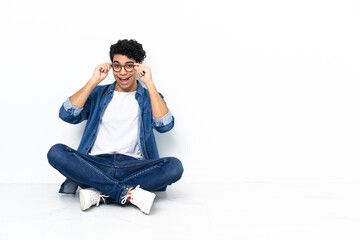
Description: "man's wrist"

(145, 81), (156, 93)
(88, 78), (99, 88)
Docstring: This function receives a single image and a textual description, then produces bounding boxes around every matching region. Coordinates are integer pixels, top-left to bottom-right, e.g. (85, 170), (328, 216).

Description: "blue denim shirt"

(58, 81), (174, 194)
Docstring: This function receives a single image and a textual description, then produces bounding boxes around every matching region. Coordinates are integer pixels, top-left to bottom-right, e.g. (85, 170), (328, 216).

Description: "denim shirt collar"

(105, 80), (144, 97)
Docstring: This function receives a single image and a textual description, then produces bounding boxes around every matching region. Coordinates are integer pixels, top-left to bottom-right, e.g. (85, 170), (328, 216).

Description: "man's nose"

(120, 67), (127, 75)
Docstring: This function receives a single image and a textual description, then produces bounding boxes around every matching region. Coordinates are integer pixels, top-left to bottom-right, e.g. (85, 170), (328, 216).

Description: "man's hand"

(90, 62), (112, 85)
(134, 63), (153, 86)
(133, 63), (169, 118)
(69, 62), (111, 109)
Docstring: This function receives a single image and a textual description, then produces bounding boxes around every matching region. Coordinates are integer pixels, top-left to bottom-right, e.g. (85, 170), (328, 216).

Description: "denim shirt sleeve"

(59, 96), (90, 124)
(153, 110), (173, 126)
(63, 97), (83, 117)
(152, 92), (175, 133)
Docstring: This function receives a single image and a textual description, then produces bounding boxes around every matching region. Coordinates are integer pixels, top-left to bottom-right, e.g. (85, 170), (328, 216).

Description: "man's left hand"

(134, 63), (153, 86)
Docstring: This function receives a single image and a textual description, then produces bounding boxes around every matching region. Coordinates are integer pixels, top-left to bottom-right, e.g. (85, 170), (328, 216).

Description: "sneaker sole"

(142, 193), (156, 214)
(79, 190), (88, 211)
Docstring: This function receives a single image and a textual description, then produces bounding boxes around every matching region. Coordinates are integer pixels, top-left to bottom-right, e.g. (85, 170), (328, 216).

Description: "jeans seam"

(122, 165), (159, 182)
(114, 158), (166, 168)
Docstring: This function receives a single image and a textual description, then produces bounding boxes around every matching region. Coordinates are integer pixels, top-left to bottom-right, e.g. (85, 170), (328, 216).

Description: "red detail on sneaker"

(100, 194), (107, 203)
(127, 193), (132, 201)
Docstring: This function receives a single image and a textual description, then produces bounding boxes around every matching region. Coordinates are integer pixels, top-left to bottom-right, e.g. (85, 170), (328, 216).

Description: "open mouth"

(118, 76), (131, 84)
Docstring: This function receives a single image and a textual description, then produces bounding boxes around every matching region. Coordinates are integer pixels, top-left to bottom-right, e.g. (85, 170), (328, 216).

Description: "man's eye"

(114, 65), (121, 68)
(126, 64), (134, 68)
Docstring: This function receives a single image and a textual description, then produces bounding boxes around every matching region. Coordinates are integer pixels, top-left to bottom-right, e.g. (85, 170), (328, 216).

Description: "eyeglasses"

(112, 62), (135, 72)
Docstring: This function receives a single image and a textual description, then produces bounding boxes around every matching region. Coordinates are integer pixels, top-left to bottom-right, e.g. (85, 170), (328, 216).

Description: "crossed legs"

(47, 143), (184, 205)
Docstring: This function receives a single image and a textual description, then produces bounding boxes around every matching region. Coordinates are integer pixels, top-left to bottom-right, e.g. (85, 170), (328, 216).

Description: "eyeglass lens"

(112, 62), (135, 72)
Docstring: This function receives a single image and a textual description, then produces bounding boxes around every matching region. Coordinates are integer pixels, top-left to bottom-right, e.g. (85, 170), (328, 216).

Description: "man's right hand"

(69, 62), (112, 109)
(90, 62), (112, 85)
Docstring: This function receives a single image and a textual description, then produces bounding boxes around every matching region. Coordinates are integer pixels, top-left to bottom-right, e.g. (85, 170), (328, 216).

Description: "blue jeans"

(47, 143), (184, 204)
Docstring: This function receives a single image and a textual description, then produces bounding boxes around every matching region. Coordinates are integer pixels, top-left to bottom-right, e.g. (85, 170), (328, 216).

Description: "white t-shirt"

(89, 91), (142, 159)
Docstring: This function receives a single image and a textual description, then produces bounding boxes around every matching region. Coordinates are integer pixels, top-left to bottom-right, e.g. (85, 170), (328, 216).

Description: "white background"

(0, 0), (359, 184)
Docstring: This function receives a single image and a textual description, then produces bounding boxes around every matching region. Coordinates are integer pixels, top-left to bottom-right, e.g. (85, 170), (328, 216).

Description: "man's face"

(112, 54), (139, 92)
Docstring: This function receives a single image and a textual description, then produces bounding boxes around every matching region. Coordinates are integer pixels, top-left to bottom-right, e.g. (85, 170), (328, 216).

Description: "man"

(47, 39), (183, 214)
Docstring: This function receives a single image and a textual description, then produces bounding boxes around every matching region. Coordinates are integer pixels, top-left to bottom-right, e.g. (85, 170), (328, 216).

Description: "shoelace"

(121, 185), (140, 204)
(95, 193), (109, 207)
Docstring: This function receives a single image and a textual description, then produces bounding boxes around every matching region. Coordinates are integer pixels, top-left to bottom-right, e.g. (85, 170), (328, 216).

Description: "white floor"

(1, 181), (360, 240)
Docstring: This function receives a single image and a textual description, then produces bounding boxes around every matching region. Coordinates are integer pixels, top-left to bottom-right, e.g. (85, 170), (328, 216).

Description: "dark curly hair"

(109, 39), (146, 63)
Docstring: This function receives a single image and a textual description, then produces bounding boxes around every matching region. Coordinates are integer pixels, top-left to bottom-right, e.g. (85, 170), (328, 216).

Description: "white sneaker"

(121, 185), (156, 214)
(79, 188), (109, 211)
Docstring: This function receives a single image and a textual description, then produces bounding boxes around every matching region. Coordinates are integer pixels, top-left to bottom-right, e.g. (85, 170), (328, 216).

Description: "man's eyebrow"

(112, 61), (135, 64)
